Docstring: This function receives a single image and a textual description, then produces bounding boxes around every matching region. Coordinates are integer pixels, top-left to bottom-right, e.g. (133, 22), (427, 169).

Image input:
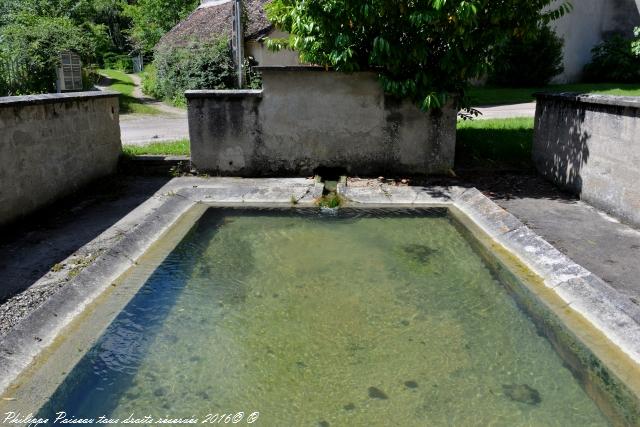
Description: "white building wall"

(552, 0), (640, 83)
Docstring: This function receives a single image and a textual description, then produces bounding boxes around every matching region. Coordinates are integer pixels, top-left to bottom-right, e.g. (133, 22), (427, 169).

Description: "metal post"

(234, 0), (245, 88)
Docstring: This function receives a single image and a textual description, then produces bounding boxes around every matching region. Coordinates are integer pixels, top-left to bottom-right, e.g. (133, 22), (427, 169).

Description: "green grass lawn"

(98, 69), (161, 115)
(469, 83), (640, 106)
(456, 117), (534, 170)
(122, 139), (190, 156)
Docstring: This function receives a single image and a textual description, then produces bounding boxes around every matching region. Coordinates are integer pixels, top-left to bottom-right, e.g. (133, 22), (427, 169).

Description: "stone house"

(155, 0), (299, 67)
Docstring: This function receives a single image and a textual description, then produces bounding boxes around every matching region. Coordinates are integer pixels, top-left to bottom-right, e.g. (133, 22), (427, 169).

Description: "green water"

(40, 208), (609, 426)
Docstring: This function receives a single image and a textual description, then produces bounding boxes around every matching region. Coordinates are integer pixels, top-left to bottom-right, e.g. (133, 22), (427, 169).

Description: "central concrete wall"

(0, 92), (122, 226)
(187, 67), (457, 176)
(533, 93), (640, 227)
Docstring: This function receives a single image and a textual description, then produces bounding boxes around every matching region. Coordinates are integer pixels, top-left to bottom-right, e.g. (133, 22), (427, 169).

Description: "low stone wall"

(533, 93), (640, 226)
(187, 67), (456, 176)
(0, 92), (122, 226)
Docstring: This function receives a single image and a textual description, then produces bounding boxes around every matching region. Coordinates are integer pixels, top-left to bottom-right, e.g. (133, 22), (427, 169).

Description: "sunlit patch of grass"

(122, 139), (190, 156)
(98, 69), (161, 115)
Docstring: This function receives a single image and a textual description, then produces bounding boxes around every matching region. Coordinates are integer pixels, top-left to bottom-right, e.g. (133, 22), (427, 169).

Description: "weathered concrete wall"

(552, 0), (640, 83)
(533, 93), (640, 226)
(0, 92), (122, 226)
(246, 29), (302, 67)
(187, 67), (457, 176)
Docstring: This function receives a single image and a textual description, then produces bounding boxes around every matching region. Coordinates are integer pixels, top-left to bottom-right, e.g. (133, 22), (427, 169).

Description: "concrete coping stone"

(185, 89), (263, 99)
(254, 65), (330, 72)
(534, 92), (640, 109)
(1, 178), (639, 400)
(0, 91), (120, 107)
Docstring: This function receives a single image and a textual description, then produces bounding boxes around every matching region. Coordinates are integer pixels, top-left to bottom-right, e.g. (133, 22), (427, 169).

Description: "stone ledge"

(534, 92), (640, 109)
(185, 89), (263, 99)
(0, 91), (120, 107)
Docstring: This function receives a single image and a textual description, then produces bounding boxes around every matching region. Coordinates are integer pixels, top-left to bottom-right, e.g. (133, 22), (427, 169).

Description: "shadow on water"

(36, 212), (227, 419)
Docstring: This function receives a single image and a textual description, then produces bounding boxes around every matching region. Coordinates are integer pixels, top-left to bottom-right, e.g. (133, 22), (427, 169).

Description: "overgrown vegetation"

(488, 25), (564, 87)
(122, 139), (190, 156)
(456, 117), (534, 169)
(266, 0), (571, 111)
(584, 33), (640, 83)
(0, 0), (201, 96)
(146, 38), (237, 106)
(123, 0), (199, 55)
(317, 193), (344, 209)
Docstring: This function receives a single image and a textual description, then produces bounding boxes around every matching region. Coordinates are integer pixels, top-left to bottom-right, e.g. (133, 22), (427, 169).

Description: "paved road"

(475, 102), (537, 119)
(97, 74), (190, 145)
(120, 112), (189, 146)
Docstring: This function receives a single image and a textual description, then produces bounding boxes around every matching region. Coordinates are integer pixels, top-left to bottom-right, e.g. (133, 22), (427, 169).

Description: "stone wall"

(0, 92), (122, 226)
(187, 67), (457, 177)
(533, 93), (640, 226)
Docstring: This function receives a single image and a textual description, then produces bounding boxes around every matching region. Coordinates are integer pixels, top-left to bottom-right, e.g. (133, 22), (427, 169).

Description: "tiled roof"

(156, 0), (272, 50)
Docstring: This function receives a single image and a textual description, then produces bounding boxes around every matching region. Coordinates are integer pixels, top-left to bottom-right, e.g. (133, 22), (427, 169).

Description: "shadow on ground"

(455, 121), (535, 171)
(0, 175), (170, 303)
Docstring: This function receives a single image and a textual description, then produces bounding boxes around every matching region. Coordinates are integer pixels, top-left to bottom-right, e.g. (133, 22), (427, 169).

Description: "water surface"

(38, 208), (608, 426)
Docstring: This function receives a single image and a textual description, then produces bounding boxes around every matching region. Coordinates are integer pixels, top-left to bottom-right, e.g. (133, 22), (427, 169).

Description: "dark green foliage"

(0, 14), (97, 94)
(103, 53), (134, 73)
(266, 0), (571, 111)
(455, 118), (534, 170)
(152, 38), (237, 106)
(584, 34), (640, 83)
(141, 64), (162, 99)
(123, 0), (200, 54)
(489, 25), (564, 87)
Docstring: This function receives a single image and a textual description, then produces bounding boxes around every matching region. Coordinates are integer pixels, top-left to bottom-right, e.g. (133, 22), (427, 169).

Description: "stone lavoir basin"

(1, 179), (639, 426)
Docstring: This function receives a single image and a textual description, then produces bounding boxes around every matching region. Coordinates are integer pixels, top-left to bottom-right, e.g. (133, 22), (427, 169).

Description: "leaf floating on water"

(368, 386), (389, 400)
(404, 380), (419, 389)
(502, 384), (541, 405)
(2, 397), (16, 401)
(401, 244), (437, 263)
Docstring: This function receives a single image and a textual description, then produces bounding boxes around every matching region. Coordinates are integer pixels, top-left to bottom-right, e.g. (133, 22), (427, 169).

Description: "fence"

(0, 57), (31, 96)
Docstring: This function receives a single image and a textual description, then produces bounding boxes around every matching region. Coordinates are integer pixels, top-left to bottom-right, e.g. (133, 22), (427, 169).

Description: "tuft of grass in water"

(456, 117), (534, 170)
(469, 82), (640, 106)
(122, 139), (190, 157)
(317, 193), (344, 208)
(98, 69), (161, 115)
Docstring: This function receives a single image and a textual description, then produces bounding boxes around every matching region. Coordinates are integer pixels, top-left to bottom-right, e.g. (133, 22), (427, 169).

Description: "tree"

(124, 0), (199, 54)
(0, 13), (97, 93)
(266, 0), (571, 110)
(489, 24), (564, 87)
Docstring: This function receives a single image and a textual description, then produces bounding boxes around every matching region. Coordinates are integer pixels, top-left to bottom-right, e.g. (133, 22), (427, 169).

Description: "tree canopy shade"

(266, 0), (572, 110)
(124, 0), (200, 54)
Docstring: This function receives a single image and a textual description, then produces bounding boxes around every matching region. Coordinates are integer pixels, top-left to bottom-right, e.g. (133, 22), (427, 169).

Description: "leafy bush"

(583, 34), (640, 83)
(153, 38), (237, 105)
(266, 0), (571, 110)
(82, 66), (102, 90)
(488, 25), (564, 87)
(141, 63), (162, 99)
(0, 13), (97, 94)
(103, 53), (134, 73)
